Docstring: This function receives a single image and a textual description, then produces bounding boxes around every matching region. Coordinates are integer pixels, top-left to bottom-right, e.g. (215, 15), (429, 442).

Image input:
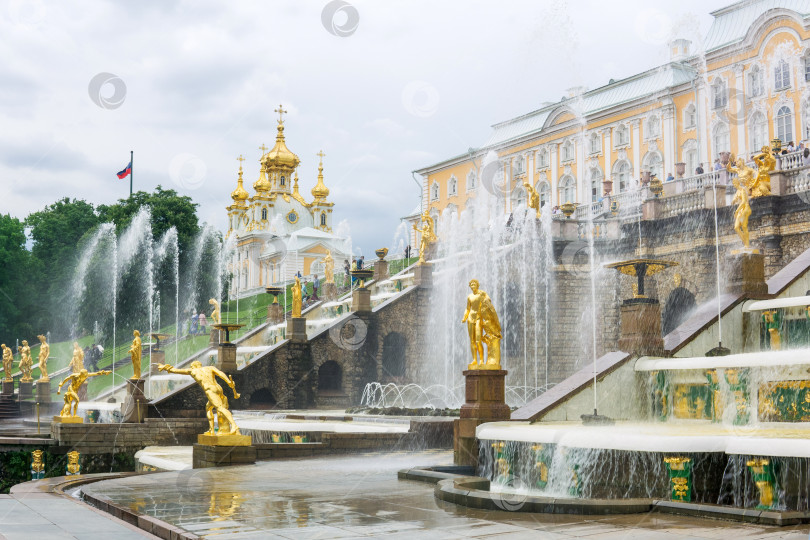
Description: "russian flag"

(117, 162), (132, 179)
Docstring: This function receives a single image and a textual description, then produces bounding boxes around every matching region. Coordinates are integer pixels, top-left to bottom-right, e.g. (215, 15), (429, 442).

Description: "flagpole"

(130, 150), (133, 197)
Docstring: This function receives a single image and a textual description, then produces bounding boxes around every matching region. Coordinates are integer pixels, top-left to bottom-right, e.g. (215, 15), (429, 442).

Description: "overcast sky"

(0, 0), (731, 254)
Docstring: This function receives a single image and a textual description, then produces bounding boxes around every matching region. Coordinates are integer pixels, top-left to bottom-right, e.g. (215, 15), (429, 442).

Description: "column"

(697, 83), (709, 168)
(603, 128), (612, 185)
(663, 105), (675, 176)
(576, 136), (586, 203)
(734, 64), (746, 156)
(631, 119), (641, 180)
(549, 143), (559, 206)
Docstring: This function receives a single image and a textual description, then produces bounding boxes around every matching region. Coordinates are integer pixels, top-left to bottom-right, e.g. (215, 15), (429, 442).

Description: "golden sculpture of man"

(524, 180), (541, 218)
(209, 298), (221, 325)
(751, 146), (776, 197)
(70, 342), (84, 373)
(19, 340), (33, 382)
(129, 330), (142, 380)
(461, 279), (502, 369)
(57, 368), (111, 417)
(37, 334), (49, 382)
(292, 276), (303, 318)
(726, 154), (756, 192)
(731, 175), (753, 250)
(413, 213), (437, 265)
(158, 361), (241, 435)
(323, 250), (335, 284)
(1, 344), (12, 382)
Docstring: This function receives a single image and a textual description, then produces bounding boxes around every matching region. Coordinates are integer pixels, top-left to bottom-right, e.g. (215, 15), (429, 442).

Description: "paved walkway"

(0, 476), (156, 540)
(80, 450), (810, 539)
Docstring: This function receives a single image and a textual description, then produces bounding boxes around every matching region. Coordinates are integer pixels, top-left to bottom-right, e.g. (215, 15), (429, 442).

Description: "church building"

(226, 106), (350, 297)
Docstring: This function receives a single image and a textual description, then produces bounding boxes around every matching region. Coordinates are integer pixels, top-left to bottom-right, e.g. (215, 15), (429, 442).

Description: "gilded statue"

(292, 276), (302, 318)
(70, 342), (84, 373)
(462, 279), (502, 370)
(523, 180), (541, 218)
(209, 298), (221, 325)
(413, 212), (437, 265)
(730, 174), (753, 251)
(324, 250), (335, 284)
(19, 340), (33, 382)
(37, 334), (49, 382)
(751, 146), (776, 197)
(1, 344), (12, 382)
(66, 451), (81, 475)
(129, 330), (142, 380)
(158, 361), (241, 436)
(57, 368), (111, 417)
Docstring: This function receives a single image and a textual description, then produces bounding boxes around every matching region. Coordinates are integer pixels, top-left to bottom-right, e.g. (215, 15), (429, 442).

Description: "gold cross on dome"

(316, 150), (325, 163)
(274, 104), (288, 124)
(259, 144), (268, 155)
(236, 154), (245, 165)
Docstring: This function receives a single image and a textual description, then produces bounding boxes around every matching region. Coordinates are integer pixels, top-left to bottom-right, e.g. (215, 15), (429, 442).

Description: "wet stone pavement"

(80, 450), (810, 539)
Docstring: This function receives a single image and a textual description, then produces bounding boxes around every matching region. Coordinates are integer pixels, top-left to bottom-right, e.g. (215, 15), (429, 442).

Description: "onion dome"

(311, 150), (330, 201)
(261, 105), (300, 171)
(253, 144), (272, 193)
(230, 156), (249, 205)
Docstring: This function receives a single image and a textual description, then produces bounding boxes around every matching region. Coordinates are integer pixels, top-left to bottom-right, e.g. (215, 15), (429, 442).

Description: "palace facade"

(226, 108), (350, 297)
(416, 0), (810, 222)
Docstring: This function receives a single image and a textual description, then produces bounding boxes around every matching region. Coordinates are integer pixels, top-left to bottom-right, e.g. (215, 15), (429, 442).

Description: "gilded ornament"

(31, 449), (44, 473)
(324, 250), (335, 284)
(129, 330), (142, 380)
(751, 146), (776, 198)
(462, 279), (502, 370)
(1, 344), (12, 382)
(209, 298), (221, 325)
(292, 276), (303, 318)
(523, 180), (541, 218)
(37, 334), (49, 382)
(413, 212), (437, 265)
(727, 155), (755, 252)
(66, 451), (81, 475)
(158, 361), (242, 436)
(57, 368), (111, 418)
(69, 342), (84, 373)
(19, 340), (33, 382)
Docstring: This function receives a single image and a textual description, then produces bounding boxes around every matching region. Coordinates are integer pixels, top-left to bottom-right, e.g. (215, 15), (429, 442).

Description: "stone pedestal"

(412, 264), (433, 288)
(193, 442), (256, 469)
(770, 171), (787, 196)
(209, 328), (221, 346)
(703, 185), (728, 209)
(267, 303), (284, 324)
(618, 298), (664, 357)
(455, 369), (511, 468)
(149, 350), (165, 375)
(642, 198), (662, 220)
(216, 343), (238, 373)
(322, 282), (338, 301)
(52, 415), (83, 424)
(286, 317), (307, 343)
(373, 259), (389, 282)
(35, 380), (51, 403)
(352, 288), (371, 312)
(726, 251), (768, 296)
(18, 381), (33, 400)
(121, 378), (147, 423)
(2, 380), (13, 395)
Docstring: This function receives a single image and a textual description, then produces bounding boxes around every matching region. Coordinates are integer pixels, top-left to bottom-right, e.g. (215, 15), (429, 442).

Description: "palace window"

(589, 133), (600, 154)
(589, 168), (602, 202)
(776, 106), (793, 143)
(750, 111), (768, 151)
(538, 182), (550, 207)
(320, 212), (327, 226)
(466, 170), (476, 191)
(613, 160), (631, 193)
(614, 125), (629, 146)
(684, 104), (696, 129)
(643, 152), (663, 180)
(712, 79), (727, 109)
(261, 208), (267, 220)
(713, 123), (730, 154)
(774, 60), (791, 91)
(748, 66), (763, 98)
(646, 115), (660, 139)
(804, 52), (810, 82)
(561, 141), (574, 162)
(448, 176), (458, 196)
(513, 156), (526, 176)
(280, 175), (286, 186)
(685, 148), (698, 176)
(537, 149), (548, 168)
(558, 175), (576, 204)
(430, 182), (439, 201)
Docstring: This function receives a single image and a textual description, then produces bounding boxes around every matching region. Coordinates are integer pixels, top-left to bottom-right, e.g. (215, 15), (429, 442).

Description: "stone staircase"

(0, 394), (21, 419)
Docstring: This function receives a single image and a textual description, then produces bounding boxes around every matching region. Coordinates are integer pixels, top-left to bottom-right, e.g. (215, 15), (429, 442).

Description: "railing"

(778, 149), (806, 171)
(659, 190), (704, 219)
(574, 200), (604, 220)
(785, 169), (810, 194)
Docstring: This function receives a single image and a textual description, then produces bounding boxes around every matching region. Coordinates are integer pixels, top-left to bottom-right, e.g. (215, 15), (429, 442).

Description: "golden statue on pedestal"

(727, 154), (754, 251)
(752, 146), (776, 197)
(70, 342), (84, 373)
(129, 330), (142, 380)
(292, 276), (302, 318)
(209, 298), (221, 325)
(19, 340), (33, 382)
(57, 368), (111, 418)
(523, 180), (541, 218)
(413, 212), (437, 265)
(1, 344), (12, 382)
(158, 361), (241, 436)
(324, 250), (335, 284)
(462, 279), (502, 370)
(37, 334), (49, 382)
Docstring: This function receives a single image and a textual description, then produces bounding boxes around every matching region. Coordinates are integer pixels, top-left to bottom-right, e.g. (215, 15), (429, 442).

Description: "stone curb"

(652, 500), (810, 526)
(82, 489), (200, 540)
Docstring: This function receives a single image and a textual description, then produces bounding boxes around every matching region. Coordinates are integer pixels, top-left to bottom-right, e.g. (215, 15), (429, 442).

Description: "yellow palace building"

(416, 0), (810, 222)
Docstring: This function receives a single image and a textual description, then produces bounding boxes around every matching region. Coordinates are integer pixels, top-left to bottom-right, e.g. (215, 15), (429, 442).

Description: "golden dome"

(230, 157), (249, 205)
(311, 150), (330, 201)
(262, 115), (300, 171)
(253, 144), (272, 193)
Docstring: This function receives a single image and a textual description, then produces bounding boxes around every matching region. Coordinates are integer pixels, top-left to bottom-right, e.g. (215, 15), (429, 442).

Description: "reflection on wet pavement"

(81, 450), (810, 539)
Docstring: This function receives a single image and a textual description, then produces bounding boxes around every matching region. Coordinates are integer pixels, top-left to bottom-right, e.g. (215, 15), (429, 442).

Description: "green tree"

(0, 215), (36, 346)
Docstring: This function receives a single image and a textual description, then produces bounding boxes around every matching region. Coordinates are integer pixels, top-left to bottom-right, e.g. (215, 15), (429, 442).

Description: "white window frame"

(749, 110), (768, 151)
(683, 104), (696, 130)
(712, 78), (728, 109)
(430, 181), (440, 201)
(776, 105), (793, 143)
(748, 65), (764, 98)
(538, 181), (550, 208)
(558, 175), (576, 204)
(612, 160), (631, 193)
(646, 115), (660, 140)
(588, 133), (600, 155)
(561, 141), (575, 162)
(466, 170), (476, 192)
(448, 176), (458, 197)
(774, 60), (791, 91)
(537, 149), (548, 169)
(614, 125), (629, 147)
(713, 122), (730, 154)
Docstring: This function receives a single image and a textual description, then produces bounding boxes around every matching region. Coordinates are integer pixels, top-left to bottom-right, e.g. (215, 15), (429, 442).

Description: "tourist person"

(695, 164), (704, 175)
(358, 256), (365, 269)
(343, 259), (351, 288)
(198, 312), (207, 334)
(787, 141), (796, 153)
(405, 245), (411, 259)
(666, 172), (674, 182)
(89, 345), (101, 371)
(302, 280), (310, 304)
(190, 313), (199, 335)
(312, 274), (320, 301)
(803, 148), (810, 167)
(713, 158), (722, 171)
